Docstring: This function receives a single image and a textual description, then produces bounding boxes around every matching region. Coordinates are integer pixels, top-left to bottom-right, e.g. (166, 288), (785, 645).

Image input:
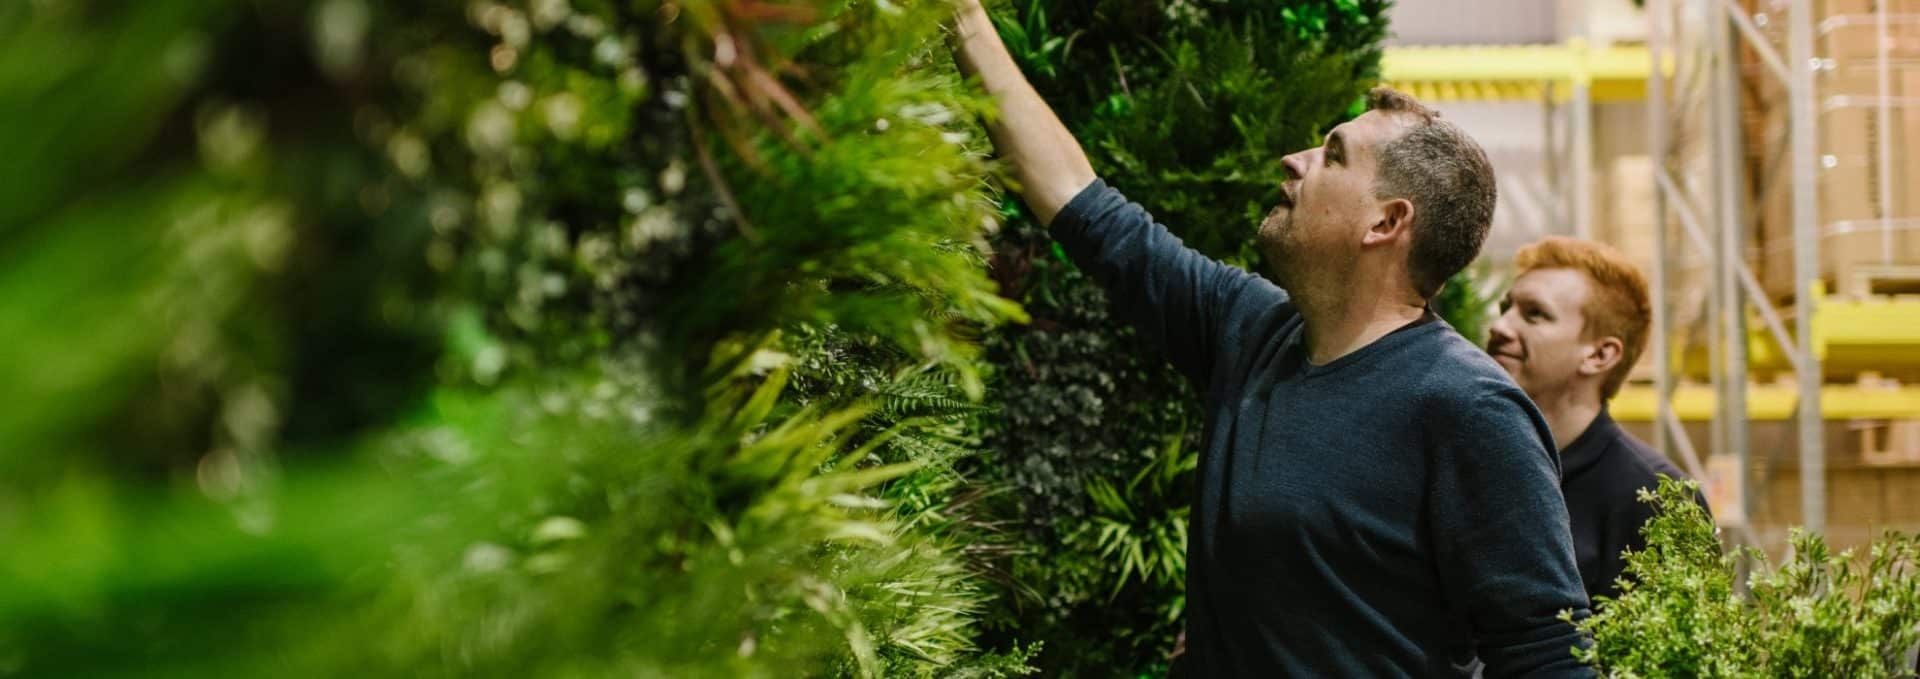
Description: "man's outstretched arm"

(951, 1), (1286, 387)
(951, 0), (1094, 225)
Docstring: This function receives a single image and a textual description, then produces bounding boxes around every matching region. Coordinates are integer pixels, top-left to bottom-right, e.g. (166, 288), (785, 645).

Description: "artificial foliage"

(1569, 478), (1920, 677)
(1434, 267), (1502, 348)
(969, 0), (1391, 674)
(1, 0), (1035, 676)
(1, 0), (1402, 674)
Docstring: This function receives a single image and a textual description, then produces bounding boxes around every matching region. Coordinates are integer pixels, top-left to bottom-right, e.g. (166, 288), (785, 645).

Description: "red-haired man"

(1488, 237), (1708, 603)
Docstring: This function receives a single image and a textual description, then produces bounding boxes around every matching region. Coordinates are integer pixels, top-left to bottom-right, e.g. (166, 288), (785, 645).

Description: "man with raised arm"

(952, 3), (1594, 676)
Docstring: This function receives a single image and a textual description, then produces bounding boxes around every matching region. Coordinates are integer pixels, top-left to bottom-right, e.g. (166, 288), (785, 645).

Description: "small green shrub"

(1569, 477), (1920, 678)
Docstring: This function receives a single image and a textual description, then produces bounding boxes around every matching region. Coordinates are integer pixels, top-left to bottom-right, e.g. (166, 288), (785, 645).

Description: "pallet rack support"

(1786, 0), (1826, 535)
(1650, 0), (1826, 548)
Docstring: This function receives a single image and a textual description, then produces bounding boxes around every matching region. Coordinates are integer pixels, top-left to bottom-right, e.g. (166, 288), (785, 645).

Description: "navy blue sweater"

(1053, 180), (1594, 677)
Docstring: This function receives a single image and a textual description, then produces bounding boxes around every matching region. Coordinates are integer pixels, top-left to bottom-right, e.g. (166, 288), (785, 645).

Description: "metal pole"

(1712, 27), (1728, 483)
(1878, 0), (1895, 265)
(1707, 31), (1728, 481)
(1545, 82), (1561, 228)
(1650, 0), (1673, 460)
(1787, 0), (1825, 535)
(1726, 0), (1790, 84)
(1712, 2), (1753, 533)
(1707, 0), (1729, 504)
(1573, 37), (1597, 241)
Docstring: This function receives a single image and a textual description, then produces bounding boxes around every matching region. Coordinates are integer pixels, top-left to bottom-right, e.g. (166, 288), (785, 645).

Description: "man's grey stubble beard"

(1258, 206), (1299, 287)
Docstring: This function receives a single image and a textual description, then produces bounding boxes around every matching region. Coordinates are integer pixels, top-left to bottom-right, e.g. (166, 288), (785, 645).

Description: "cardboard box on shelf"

(1758, 101), (1914, 171)
(1600, 155), (1658, 273)
(1822, 0), (1920, 16)
(1819, 14), (1920, 61)
(1857, 418), (1920, 465)
(1762, 467), (1896, 530)
(1819, 101), (1912, 160)
(1753, 100), (1919, 219)
(1706, 453), (1748, 527)
(1759, 204), (1793, 300)
(1754, 49), (1920, 126)
(1885, 467), (1920, 521)
(1828, 221), (1920, 271)
(1758, 107), (1908, 212)
(1566, 0), (1647, 46)
(1818, 160), (1913, 223)
(1609, 158), (1658, 386)
(1905, 67), (1920, 208)
(1819, 57), (1920, 98)
(1761, 223), (1920, 299)
(1750, 56), (1920, 299)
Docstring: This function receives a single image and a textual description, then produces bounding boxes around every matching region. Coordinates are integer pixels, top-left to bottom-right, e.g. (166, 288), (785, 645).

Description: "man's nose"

(1487, 312), (1517, 347)
(1282, 149), (1313, 181)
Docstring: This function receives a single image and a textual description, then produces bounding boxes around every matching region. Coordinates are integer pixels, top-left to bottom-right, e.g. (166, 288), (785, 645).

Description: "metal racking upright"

(1644, 0), (1825, 549)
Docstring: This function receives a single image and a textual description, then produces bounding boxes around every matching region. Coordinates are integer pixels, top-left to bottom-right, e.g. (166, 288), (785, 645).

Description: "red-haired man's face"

(1488, 267), (1599, 403)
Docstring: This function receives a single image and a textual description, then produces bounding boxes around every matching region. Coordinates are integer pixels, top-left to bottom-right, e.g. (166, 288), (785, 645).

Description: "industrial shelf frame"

(1646, 0), (1825, 547)
(1381, 42), (1653, 244)
(1385, 1), (1920, 544)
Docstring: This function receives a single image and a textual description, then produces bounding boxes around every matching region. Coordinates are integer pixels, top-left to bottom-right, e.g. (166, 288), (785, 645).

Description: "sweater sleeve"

(1049, 178), (1289, 387)
(1428, 390), (1596, 678)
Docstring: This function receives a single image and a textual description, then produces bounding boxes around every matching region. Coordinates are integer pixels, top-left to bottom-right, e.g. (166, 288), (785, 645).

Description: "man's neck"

(1296, 288), (1428, 366)
(1534, 388), (1605, 451)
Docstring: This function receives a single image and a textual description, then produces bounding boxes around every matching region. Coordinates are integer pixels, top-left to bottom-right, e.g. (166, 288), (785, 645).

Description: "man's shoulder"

(1401, 327), (1532, 406)
(1389, 329), (1552, 451)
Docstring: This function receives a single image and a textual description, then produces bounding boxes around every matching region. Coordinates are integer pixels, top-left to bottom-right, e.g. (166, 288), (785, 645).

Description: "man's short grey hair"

(1366, 87), (1497, 299)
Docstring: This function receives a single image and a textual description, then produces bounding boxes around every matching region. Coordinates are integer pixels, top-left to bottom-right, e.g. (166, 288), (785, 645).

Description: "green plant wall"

(0, 0), (1398, 675)
(0, 1), (1032, 676)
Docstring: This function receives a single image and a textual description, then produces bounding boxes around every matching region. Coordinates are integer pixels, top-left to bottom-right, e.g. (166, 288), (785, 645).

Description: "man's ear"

(1365, 197), (1414, 247)
(1582, 336), (1626, 377)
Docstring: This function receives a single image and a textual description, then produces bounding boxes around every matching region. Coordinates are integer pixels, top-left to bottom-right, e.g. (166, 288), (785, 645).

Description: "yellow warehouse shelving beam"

(1613, 384), (1920, 422)
(1817, 293), (1920, 352)
(1381, 41), (1661, 102)
(1667, 287), (1920, 379)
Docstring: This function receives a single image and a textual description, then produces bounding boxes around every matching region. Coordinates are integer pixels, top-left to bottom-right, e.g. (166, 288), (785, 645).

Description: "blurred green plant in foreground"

(0, 0), (1035, 675)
